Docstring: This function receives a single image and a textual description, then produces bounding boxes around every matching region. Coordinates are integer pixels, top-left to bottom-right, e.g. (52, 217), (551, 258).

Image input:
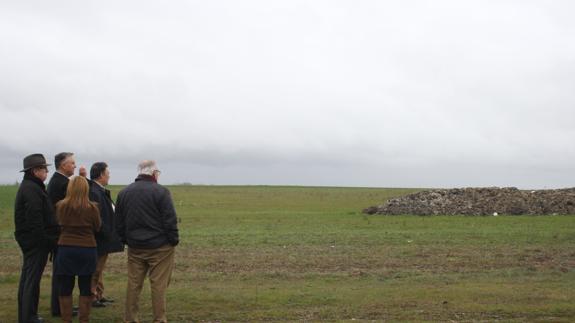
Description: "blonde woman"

(55, 176), (101, 323)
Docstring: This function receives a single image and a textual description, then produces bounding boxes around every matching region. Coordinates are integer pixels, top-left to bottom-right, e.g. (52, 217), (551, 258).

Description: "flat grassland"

(0, 185), (574, 322)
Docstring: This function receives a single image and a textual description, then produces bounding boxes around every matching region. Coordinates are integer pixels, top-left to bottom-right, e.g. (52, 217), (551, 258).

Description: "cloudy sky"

(1, 0), (574, 188)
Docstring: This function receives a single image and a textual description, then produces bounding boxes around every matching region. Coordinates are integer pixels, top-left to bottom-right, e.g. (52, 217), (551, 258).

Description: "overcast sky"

(1, 0), (574, 188)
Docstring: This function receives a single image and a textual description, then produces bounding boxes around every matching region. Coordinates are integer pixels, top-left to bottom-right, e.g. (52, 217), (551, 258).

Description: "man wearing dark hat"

(14, 153), (60, 323)
(46, 152), (86, 317)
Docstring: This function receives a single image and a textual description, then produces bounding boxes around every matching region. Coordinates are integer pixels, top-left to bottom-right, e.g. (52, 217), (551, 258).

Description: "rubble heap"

(364, 187), (575, 216)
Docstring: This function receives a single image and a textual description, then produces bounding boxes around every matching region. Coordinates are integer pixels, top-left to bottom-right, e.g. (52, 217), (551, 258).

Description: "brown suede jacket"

(56, 203), (101, 247)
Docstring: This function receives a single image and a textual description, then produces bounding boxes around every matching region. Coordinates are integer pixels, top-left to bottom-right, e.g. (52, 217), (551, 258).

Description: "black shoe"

(100, 296), (115, 303)
(92, 300), (107, 307)
(31, 316), (44, 323)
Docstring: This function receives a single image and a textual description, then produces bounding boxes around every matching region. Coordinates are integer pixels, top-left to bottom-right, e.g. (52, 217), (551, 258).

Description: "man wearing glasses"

(14, 154), (60, 323)
(116, 160), (179, 323)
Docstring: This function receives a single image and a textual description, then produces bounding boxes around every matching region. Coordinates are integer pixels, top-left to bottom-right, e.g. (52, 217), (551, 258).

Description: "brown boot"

(58, 296), (73, 323)
(79, 295), (93, 323)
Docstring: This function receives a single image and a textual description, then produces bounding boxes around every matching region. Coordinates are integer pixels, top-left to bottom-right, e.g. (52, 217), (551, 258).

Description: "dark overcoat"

(89, 180), (124, 255)
(14, 174), (60, 252)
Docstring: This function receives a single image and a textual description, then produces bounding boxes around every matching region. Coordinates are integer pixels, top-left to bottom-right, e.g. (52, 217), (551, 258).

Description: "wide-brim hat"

(20, 153), (51, 172)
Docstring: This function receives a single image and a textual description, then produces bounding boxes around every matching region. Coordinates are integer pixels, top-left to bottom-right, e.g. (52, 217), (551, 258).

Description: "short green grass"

(0, 185), (574, 322)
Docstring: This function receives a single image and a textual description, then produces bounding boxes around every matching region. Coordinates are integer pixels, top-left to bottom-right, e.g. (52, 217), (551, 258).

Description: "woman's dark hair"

(90, 162), (108, 180)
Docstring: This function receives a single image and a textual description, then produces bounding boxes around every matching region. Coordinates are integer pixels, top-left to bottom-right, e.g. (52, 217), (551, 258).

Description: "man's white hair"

(138, 160), (159, 175)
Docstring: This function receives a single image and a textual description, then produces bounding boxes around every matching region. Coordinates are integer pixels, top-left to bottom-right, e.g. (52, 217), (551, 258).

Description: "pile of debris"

(363, 187), (575, 216)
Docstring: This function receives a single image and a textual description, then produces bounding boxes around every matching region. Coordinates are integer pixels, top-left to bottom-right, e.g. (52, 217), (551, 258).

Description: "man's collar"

(24, 172), (46, 190)
(56, 170), (70, 178)
(94, 180), (106, 189)
(135, 174), (157, 183)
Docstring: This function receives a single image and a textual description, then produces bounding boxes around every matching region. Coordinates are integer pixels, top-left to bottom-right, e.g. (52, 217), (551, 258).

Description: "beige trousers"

(124, 244), (175, 323)
(91, 254), (108, 300)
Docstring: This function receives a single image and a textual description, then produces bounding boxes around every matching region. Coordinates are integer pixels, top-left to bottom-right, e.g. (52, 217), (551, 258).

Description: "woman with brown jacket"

(55, 176), (101, 323)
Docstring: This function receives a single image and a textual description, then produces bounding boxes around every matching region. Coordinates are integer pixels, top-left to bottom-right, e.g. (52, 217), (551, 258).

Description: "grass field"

(0, 184), (574, 322)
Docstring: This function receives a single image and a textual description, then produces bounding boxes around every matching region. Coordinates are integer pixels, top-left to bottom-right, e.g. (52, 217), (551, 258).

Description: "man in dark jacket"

(116, 160), (179, 323)
(14, 153), (60, 323)
(88, 162), (123, 308)
(46, 152), (86, 317)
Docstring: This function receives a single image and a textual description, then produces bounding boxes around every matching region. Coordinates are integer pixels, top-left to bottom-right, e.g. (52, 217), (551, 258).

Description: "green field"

(1, 185), (574, 322)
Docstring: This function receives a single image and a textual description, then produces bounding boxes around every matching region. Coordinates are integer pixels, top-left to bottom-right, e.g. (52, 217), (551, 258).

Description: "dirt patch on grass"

(167, 245), (575, 275)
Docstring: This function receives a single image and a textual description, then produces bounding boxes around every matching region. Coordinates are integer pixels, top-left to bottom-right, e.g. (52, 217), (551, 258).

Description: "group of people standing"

(14, 153), (180, 323)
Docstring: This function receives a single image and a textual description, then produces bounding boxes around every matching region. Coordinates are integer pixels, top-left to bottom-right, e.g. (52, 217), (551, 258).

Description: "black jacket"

(89, 180), (124, 255)
(47, 171), (69, 206)
(14, 174), (60, 252)
(116, 175), (179, 249)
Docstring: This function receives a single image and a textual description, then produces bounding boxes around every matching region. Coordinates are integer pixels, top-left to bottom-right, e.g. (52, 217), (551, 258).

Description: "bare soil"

(364, 187), (575, 215)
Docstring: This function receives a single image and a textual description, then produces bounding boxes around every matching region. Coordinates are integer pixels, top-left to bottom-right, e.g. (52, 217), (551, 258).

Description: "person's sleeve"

(160, 189), (179, 246)
(93, 207), (102, 232)
(89, 190), (104, 240)
(88, 187), (98, 203)
(91, 191), (110, 235)
(115, 193), (126, 244)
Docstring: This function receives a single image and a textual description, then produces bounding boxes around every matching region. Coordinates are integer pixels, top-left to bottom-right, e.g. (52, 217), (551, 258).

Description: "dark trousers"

(51, 250), (60, 316)
(18, 247), (49, 323)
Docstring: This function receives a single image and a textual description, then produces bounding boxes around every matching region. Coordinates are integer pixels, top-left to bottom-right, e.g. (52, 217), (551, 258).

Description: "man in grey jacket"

(116, 160), (179, 323)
